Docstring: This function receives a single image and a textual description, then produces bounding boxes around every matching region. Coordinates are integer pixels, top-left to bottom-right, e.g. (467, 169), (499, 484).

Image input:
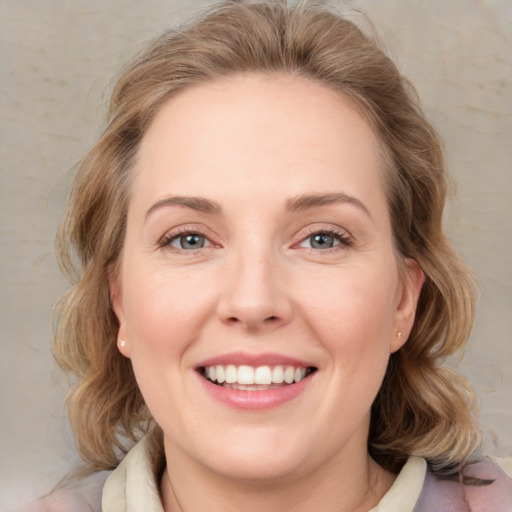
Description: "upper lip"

(195, 352), (316, 369)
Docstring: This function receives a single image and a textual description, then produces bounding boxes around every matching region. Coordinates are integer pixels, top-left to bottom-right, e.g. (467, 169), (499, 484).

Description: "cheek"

(120, 269), (211, 427)
(284, 266), (397, 449)
(296, 264), (399, 344)
(121, 266), (214, 367)
(295, 264), (398, 394)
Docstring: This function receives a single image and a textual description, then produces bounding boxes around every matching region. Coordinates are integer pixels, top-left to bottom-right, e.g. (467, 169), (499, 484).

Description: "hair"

(54, 0), (481, 478)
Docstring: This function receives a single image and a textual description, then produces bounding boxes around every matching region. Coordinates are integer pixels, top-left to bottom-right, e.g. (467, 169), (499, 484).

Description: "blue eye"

(299, 230), (350, 250)
(176, 234), (205, 249)
(162, 232), (212, 250)
(309, 233), (337, 249)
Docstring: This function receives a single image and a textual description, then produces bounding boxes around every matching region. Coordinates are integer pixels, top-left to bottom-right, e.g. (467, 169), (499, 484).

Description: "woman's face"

(111, 74), (423, 482)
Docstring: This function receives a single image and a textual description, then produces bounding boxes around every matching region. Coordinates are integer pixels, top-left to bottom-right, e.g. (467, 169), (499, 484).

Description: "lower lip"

(197, 373), (313, 410)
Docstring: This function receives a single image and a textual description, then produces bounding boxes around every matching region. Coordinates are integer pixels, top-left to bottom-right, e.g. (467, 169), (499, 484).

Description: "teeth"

(225, 365), (237, 384)
(223, 383), (278, 391)
(294, 367), (307, 383)
(254, 366), (272, 385)
(238, 365), (254, 384)
(203, 364), (312, 387)
(216, 365), (225, 383)
(271, 366), (284, 383)
(284, 366), (295, 384)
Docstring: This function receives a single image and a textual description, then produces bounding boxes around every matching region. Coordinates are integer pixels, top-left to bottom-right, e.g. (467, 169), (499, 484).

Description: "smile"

(200, 364), (316, 390)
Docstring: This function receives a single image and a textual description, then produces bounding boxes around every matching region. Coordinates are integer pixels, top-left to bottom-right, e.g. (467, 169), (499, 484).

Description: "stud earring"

(397, 332), (403, 339)
(120, 340), (126, 347)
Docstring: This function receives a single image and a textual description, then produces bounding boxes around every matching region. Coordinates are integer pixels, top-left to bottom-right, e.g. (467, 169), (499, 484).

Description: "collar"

(102, 435), (164, 512)
(369, 456), (426, 511)
(102, 437), (426, 512)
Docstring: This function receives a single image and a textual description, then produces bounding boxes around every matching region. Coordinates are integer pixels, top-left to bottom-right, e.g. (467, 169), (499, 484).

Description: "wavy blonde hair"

(54, 0), (480, 477)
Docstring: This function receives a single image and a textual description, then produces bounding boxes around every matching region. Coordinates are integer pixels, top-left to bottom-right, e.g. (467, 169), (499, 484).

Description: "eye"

(173, 233), (208, 250)
(160, 231), (213, 251)
(298, 230), (351, 250)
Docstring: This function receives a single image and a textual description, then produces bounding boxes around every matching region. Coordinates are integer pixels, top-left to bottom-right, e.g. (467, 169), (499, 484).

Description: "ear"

(390, 258), (425, 353)
(108, 270), (131, 358)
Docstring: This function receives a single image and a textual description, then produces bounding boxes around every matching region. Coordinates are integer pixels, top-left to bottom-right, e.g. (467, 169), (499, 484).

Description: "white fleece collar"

(102, 437), (426, 512)
(102, 435), (164, 512)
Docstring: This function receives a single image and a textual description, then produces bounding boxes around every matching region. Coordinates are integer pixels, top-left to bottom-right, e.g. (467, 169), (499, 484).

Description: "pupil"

(311, 233), (333, 249)
(181, 234), (204, 249)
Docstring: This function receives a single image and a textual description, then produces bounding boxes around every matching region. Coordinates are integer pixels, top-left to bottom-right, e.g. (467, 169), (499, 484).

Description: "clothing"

(100, 436), (512, 512)
(23, 436), (512, 511)
(18, 471), (109, 512)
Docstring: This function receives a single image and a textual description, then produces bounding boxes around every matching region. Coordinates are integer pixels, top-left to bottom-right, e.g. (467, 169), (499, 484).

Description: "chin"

(211, 452), (308, 483)
(195, 428), (316, 483)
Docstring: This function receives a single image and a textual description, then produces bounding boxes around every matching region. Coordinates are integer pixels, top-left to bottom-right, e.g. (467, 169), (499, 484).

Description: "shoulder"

(19, 471), (110, 512)
(414, 457), (512, 512)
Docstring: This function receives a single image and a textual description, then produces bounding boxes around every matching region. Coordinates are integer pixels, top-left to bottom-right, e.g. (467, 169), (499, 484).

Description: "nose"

(216, 248), (293, 332)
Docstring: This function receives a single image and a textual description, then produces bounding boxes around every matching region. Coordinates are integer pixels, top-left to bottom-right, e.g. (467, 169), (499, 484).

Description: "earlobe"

(391, 258), (425, 353)
(117, 336), (130, 357)
(108, 270), (131, 358)
(115, 320), (131, 358)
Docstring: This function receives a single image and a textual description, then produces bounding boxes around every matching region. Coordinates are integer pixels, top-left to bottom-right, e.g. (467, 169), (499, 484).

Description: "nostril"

(226, 315), (278, 324)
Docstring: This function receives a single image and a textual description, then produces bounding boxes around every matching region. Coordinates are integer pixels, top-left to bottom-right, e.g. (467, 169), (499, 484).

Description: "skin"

(111, 73), (424, 511)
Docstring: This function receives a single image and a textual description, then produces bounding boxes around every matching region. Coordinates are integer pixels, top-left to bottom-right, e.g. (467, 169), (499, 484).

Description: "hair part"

(54, 0), (480, 477)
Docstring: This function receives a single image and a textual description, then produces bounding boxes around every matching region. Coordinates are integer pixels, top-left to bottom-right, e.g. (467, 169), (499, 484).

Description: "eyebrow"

(146, 196), (222, 218)
(145, 192), (372, 220)
(285, 192), (372, 220)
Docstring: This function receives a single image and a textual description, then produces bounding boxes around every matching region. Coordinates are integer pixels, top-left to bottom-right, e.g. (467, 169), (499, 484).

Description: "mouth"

(199, 364), (317, 391)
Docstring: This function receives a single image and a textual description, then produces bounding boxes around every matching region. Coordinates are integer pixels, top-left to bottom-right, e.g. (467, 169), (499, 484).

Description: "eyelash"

(297, 227), (352, 252)
(158, 228), (213, 251)
(158, 227), (352, 252)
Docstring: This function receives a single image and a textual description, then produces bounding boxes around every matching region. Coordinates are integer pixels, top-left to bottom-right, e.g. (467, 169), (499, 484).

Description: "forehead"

(132, 73), (387, 208)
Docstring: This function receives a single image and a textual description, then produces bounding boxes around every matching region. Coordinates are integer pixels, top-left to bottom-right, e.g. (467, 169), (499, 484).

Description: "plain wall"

(1, 0), (510, 509)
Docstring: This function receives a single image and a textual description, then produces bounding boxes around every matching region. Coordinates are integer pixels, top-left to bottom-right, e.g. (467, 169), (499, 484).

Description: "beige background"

(1, 0), (511, 509)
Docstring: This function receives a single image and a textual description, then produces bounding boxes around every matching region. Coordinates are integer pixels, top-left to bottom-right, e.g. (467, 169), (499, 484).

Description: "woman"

(47, 1), (511, 510)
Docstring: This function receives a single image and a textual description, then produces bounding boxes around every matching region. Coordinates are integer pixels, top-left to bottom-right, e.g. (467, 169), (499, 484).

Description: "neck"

(159, 441), (395, 512)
